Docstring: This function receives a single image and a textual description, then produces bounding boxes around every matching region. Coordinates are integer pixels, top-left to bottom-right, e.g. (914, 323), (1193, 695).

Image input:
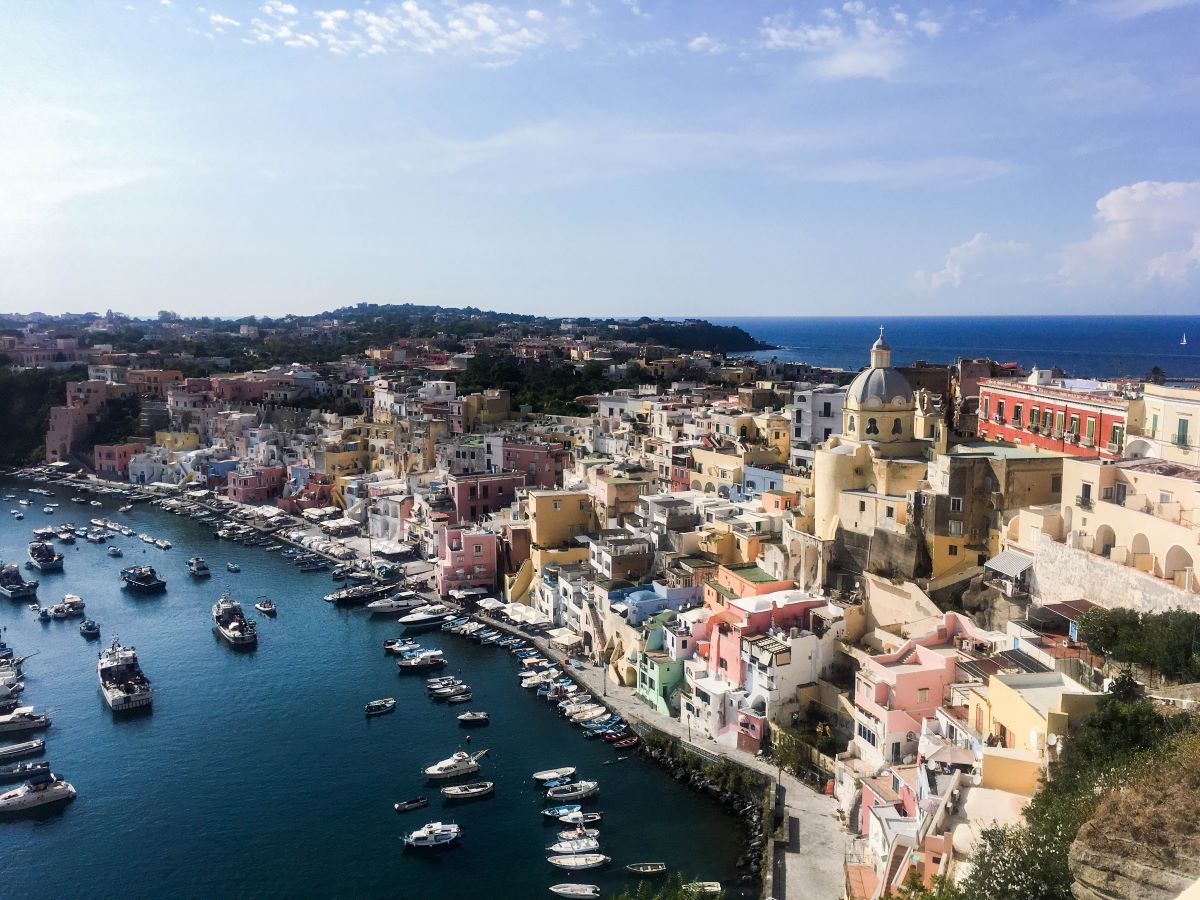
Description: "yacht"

(121, 566), (166, 593)
(254, 597), (277, 616)
(365, 698), (397, 717)
(187, 557), (212, 578)
(0, 773), (75, 812)
(457, 710), (489, 726)
(323, 581), (395, 607)
(106, 546), (123, 558)
(0, 740), (44, 762)
(62, 594), (86, 617)
(550, 885), (600, 899)
(396, 649), (446, 671)
(398, 604), (454, 633)
(212, 593), (258, 647)
(0, 564), (38, 599)
(97, 638), (153, 711)
(26, 542), (63, 573)
(402, 821), (461, 849)
(547, 854), (610, 871)
(0, 707), (51, 734)
(365, 591), (425, 614)
(0, 761), (50, 783)
(422, 749), (488, 780)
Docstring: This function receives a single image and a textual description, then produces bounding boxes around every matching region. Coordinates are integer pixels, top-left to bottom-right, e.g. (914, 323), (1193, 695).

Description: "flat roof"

(726, 564), (779, 583)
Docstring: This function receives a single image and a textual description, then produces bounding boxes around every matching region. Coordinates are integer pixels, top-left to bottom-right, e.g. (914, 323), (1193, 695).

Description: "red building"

(226, 465), (286, 503)
(445, 470), (526, 524)
(94, 442), (146, 478)
(977, 376), (1128, 459)
(484, 437), (568, 489)
(434, 527), (499, 597)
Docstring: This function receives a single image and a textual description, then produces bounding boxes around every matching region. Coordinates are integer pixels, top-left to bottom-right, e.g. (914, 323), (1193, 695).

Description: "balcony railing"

(1076, 494), (1093, 509)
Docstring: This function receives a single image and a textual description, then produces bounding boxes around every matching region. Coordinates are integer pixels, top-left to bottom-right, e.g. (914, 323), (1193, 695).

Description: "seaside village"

(17, 322), (1200, 898)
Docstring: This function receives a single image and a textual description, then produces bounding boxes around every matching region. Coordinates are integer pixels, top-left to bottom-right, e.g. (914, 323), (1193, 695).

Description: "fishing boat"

(423, 749), (488, 780)
(543, 804), (582, 819)
(48, 603), (69, 620)
(0, 564), (38, 599)
(456, 710), (489, 726)
(254, 597), (277, 615)
(570, 705), (607, 723)
(533, 766), (577, 782)
(0, 740), (44, 762)
(383, 638), (420, 655)
(626, 862), (667, 876)
(97, 638), (153, 711)
(0, 707), (51, 734)
(613, 736), (639, 750)
(226, 562), (240, 573)
(365, 698), (396, 717)
(557, 825), (600, 841)
(393, 797), (429, 813)
(547, 854), (610, 871)
(439, 781), (494, 801)
(298, 560), (328, 572)
(558, 811), (603, 826)
(121, 565), (166, 593)
(0, 773), (76, 812)
(549, 885), (600, 899)
(26, 542), (63, 573)
(547, 780), (598, 801)
(0, 761), (50, 783)
(79, 619), (101, 639)
(397, 649), (447, 671)
(402, 821), (461, 849)
(212, 593), (258, 647)
(547, 837), (600, 854)
(62, 594), (86, 617)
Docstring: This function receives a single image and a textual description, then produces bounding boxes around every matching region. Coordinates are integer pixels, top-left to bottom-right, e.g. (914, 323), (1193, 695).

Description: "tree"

(1145, 365), (1167, 385)
(611, 873), (724, 900)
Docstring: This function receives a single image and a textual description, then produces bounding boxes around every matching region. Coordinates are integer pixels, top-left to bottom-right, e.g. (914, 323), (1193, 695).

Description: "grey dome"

(846, 367), (914, 408)
(871, 330), (890, 352)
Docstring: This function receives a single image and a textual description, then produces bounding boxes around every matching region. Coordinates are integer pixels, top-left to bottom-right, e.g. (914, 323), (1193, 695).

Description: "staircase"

(585, 600), (608, 657)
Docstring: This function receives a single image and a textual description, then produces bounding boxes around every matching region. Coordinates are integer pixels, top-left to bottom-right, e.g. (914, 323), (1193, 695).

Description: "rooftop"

(725, 563), (779, 583)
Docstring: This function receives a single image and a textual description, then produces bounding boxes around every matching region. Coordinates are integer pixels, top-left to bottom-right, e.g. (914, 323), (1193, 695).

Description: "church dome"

(845, 327), (914, 410)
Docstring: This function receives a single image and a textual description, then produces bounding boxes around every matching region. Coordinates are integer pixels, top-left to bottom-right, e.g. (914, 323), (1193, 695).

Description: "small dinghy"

(439, 781), (494, 801)
(456, 710), (489, 726)
(547, 836), (600, 854)
(254, 598), (277, 616)
(393, 797), (429, 813)
(549, 884), (600, 898)
(365, 698), (396, 717)
(542, 803), (581, 819)
(558, 811), (603, 826)
(613, 736), (639, 750)
(626, 862), (667, 876)
(557, 826), (600, 841)
(533, 766), (576, 782)
(547, 780), (598, 801)
(547, 854), (610, 871)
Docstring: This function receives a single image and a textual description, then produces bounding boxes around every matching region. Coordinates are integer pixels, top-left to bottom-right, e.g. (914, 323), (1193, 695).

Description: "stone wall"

(1029, 531), (1195, 613)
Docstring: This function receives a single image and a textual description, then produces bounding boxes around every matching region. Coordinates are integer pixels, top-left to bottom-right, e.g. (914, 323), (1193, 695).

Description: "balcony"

(1076, 494), (1093, 510)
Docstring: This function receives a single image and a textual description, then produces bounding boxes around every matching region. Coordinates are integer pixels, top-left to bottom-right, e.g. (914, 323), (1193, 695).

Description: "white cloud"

(760, 3), (942, 80)
(913, 232), (1030, 291)
(525, 8), (544, 20)
(262, 1), (299, 16)
(1092, 0), (1200, 20)
(687, 33), (725, 54)
(1060, 180), (1200, 287)
(208, 12), (241, 26)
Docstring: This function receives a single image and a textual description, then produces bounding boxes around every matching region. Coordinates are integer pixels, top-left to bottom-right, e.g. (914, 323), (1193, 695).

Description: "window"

(949, 545), (959, 557)
(982, 397), (990, 420)
(1042, 410), (1053, 430)
(1086, 418), (1096, 441)
(473, 544), (483, 554)
(997, 400), (1006, 420)
(859, 500), (866, 512)
(848, 415), (856, 430)
(1178, 419), (1190, 446)
(885, 506), (894, 518)
(1012, 404), (1022, 427)
(482, 485), (489, 498)
(866, 418), (879, 435)
(821, 402), (832, 417)
(1056, 412), (1065, 435)
(917, 688), (929, 704)
(1052, 474), (1062, 492)
(1068, 415), (1080, 436)
(553, 501), (561, 511)
(891, 418), (902, 435)
(950, 497), (963, 512)
(949, 520), (964, 536)
(856, 722), (877, 747)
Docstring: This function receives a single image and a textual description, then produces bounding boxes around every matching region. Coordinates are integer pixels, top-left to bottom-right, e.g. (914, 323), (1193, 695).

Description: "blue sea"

(711, 316), (1200, 380)
(0, 482), (747, 899)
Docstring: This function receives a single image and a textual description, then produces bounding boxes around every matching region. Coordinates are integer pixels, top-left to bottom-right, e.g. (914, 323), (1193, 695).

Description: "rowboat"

(547, 854), (610, 871)
(626, 862), (667, 876)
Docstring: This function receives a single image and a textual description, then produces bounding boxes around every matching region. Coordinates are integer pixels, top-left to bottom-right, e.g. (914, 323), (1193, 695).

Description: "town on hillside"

(5, 310), (1200, 898)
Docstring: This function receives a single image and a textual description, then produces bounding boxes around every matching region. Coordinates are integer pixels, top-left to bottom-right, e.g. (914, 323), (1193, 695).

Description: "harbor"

(0, 475), (749, 899)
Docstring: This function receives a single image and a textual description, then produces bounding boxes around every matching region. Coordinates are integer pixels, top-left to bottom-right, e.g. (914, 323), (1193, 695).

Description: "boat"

(547, 854), (610, 871)
(383, 638), (420, 655)
(398, 604), (454, 633)
(121, 565), (166, 593)
(547, 780), (598, 801)
(457, 710), (489, 726)
(90, 499), (103, 507)
(0, 564), (38, 599)
(0, 773), (76, 812)
(41, 507), (53, 515)
(155, 539), (171, 550)
(0, 707), (51, 734)
(439, 781), (494, 800)
(298, 560), (328, 572)
(626, 862), (667, 876)
(445, 691), (473, 704)
(119, 504), (133, 513)
(27, 542), (63, 573)
(56, 528), (75, 544)
(0, 740), (44, 762)
(254, 597), (277, 616)
(48, 604), (69, 620)
(423, 749), (488, 780)
(212, 593), (258, 647)
(543, 776), (573, 788)
(1183, 333), (1189, 346)
(393, 797), (429, 813)
(549, 885), (600, 898)
(226, 563), (240, 573)
(62, 594), (85, 616)
(570, 705), (607, 723)
(682, 883), (723, 896)
(365, 591), (425, 614)
(323, 580), (396, 607)
(365, 698), (397, 717)
(397, 650), (447, 671)
(613, 736), (639, 750)
(402, 821), (461, 849)
(533, 766), (577, 782)
(37, 609), (50, 623)
(558, 826), (600, 841)
(0, 761), (50, 783)
(106, 546), (123, 558)
(558, 811), (603, 826)
(188, 557), (212, 577)
(547, 837), (600, 854)
(79, 619), (101, 639)
(543, 804), (582, 819)
(431, 684), (471, 702)
(97, 638), (153, 711)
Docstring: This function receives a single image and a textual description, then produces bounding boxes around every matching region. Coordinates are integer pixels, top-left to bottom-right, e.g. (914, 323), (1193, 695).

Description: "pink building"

(700, 592), (824, 690)
(434, 527), (499, 597)
(45, 380), (136, 464)
(702, 563), (793, 608)
(485, 437), (568, 489)
(94, 442), (146, 478)
(445, 471), (526, 524)
(226, 465), (286, 503)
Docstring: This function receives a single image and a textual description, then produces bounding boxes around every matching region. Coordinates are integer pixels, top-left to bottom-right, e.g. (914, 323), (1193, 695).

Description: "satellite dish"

(1047, 734), (1060, 747)
(906, 731), (916, 742)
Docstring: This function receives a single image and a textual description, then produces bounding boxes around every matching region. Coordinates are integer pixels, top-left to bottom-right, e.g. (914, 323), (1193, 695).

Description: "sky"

(2, 0), (1199, 319)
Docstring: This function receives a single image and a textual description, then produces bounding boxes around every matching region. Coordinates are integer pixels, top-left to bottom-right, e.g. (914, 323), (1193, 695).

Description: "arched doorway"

(1093, 525), (1116, 558)
(1165, 545), (1194, 580)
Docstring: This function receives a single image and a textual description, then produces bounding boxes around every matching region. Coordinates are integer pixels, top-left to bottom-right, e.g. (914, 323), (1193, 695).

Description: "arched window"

(848, 415), (856, 431)
(866, 418), (879, 436)
(892, 418), (902, 435)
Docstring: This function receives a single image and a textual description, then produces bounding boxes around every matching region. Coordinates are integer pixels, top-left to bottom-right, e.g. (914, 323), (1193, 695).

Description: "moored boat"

(439, 780), (494, 801)
(121, 565), (166, 593)
(0, 772), (76, 812)
(547, 780), (598, 801)
(0, 564), (38, 599)
(396, 649), (446, 671)
(212, 593), (258, 647)
(626, 862), (667, 876)
(393, 796), (428, 813)
(0, 740), (44, 762)
(543, 803), (581, 819)
(457, 710), (489, 726)
(365, 591), (425, 614)
(402, 821), (461, 849)
(398, 603), (454, 633)
(547, 836), (600, 854)
(549, 885), (600, 898)
(106, 546), (123, 557)
(97, 638), (153, 711)
(547, 854), (610, 871)
(187, 557), (211, 577)
(0, 706), (51, 734)
(533, 766), (577, 782)
(26, 542), (63, 573)
(79, 619), (101, 639)
(365, 698), (396, 717)
(0, 761), (50, 783)
(423, 748), (488, 780)
(383, 638), (420, 655)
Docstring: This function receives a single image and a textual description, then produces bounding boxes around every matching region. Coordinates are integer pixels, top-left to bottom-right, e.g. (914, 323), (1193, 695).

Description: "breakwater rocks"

(640, 739), (767, 887)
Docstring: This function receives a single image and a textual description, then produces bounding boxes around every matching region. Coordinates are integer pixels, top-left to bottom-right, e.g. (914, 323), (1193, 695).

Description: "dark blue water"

(0, 481), (745, 899)
(712, 316), (1200, 379)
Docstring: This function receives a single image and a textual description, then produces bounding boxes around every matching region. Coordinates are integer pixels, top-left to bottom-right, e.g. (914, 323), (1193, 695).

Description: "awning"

(477, 597), (505, 611)
(548, 627), (583, 647)
(984, 549), (1033, 580)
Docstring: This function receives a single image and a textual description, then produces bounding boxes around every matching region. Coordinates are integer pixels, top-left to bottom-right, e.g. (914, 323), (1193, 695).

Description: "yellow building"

(154, 430), (199, 452)
(523, 489), (595, 599)
(1126, 384), (1200, 466)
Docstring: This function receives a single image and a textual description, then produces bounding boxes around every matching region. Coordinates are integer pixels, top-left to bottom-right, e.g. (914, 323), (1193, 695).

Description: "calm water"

(0, 480), (745, 899)
(712, 315), (1200, 379)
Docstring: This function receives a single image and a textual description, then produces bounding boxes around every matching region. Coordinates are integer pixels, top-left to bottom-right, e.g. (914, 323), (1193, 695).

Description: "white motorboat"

(558, 827), (600, 841)
(682, 883), (723, 896)
(62, 594), (86, 617)
(254, 598), (277, 616)
(365, 698), (397, 717)
(549, 885), (600, 898)
(547, 837), (600, 854)
(533, 766), (577, 782)
(569, 705), (606, 723)
(547, 854), (610, 871)
(212, 593), (258, 647)
(97, 638), (153, 711)
(457, 710), (489, 726)
(188, 557), (212, 578)
(402, 821), (461, 848)
(423, 749), (488, 780)
(0, 707), (51, 734)
(0, 773), (75, 812)
(439, 781), (494, 800)
(106, 546), (123, 558)
(365, 591), (425, 614)
(399, 604), (454, 633)
(383, 638), (420, 655)
(396, 649), (446, 671)
(547, 780), (598, 801)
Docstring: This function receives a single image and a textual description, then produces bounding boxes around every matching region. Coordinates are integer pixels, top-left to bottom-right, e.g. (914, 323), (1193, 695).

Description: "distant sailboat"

(1182, 333), (1189, 347)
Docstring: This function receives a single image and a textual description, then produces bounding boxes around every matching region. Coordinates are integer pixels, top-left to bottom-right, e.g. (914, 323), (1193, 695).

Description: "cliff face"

(1069, 731), (1200, 900)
